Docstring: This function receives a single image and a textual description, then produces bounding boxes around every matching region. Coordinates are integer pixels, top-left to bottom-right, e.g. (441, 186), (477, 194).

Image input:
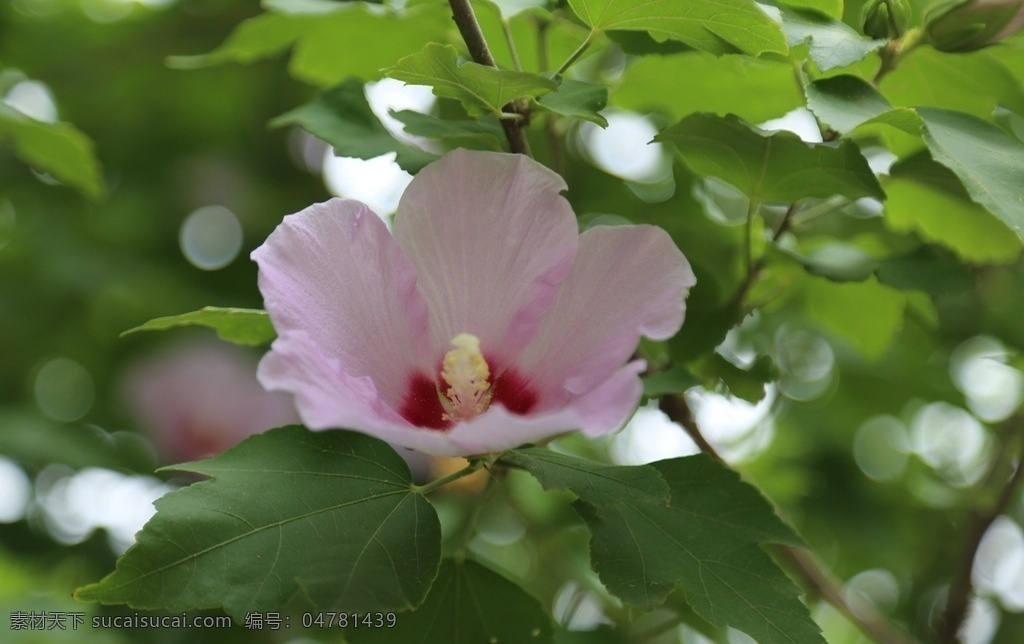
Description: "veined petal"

(516, 225), (695, 408)
(392, 149), (579, 363)
(258, 332), (405, 431)
(252, 199), (431, 410)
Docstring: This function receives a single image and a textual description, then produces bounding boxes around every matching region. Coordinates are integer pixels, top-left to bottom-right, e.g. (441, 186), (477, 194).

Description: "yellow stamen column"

(440, 333), (492, 422)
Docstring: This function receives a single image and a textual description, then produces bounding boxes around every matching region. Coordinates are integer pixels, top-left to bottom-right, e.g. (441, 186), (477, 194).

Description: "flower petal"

(392, 149), (579, 363)
(258, 332), (401, 429)
(516, 225), (695, 408)
(252, 199), (432, 410)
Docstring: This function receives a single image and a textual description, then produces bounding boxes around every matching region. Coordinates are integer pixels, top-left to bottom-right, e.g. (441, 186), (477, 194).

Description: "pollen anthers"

(440, 333), (492, 422)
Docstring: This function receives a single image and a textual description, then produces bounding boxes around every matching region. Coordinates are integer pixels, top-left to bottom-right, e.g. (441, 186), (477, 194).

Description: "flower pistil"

(440, 333), (492, 422)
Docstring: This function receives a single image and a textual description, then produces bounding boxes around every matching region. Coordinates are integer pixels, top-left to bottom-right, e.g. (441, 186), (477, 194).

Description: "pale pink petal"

(252, 199), (432, 410)
(257, 332), (404, 432)
(392, 149), (579, 364)
(515, 225), (695, 409)
(258, 332), (507, 457)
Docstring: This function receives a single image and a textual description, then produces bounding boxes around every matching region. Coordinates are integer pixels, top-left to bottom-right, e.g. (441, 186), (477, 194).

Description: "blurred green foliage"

(2, 0), (1024, 642)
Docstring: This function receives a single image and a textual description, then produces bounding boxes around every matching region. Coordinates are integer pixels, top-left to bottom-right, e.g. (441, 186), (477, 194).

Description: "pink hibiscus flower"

(253, 149), (695, 456)
(122, 339), (300, 463)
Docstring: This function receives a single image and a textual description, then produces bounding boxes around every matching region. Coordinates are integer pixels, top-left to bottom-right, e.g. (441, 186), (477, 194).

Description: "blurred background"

(1, 1), (325, 641)
(3, 1), (1024, 643)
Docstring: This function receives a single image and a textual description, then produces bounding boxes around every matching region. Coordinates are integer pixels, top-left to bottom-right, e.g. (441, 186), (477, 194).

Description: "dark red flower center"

(399, 361), (538, 431)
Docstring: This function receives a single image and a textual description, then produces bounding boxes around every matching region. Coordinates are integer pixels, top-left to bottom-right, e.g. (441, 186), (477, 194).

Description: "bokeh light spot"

(610, 403), (699, 465)
(853, 415), (909, 482)
(974, 516), (1024, 611)
(774, 326), (835, 401)
(950, 335), (1023, 423)
(3, 79), (58, 123)
(580, 111), (670, 183)
(322, 151), (413, 219)
(33, 357), (95, 422)
(179, 205), (244, 270)
(0, 457), (32, 523)
(910, 402), (989, 487)
(36, 466), (173, 553)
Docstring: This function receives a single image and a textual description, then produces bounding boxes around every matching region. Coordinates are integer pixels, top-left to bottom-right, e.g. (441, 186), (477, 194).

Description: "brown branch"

(659, 393), (918, 644)
(447, 0), (530, 155)
(658, 394), (722, 461)
(939, 422), (1024, 643)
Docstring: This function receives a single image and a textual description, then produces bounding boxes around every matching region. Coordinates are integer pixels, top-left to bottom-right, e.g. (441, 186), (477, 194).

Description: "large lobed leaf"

(350, 558), (552, 643)
(500, 448), (669, 506)
(806, 76), (1024, 242)
(270, 79), (438, 173)
(74, 427), (442, 620)
(778, 6), (884, 72)
(385, 43), (556, 117)
(120, 306), (276, 346)
(885, 153), (1021, 264)
(168, 1), (450, 88)
(504, 450), (823, 644)
(656, 112), (884, 204)
(916, 108), (1024, 242)
(567, 0), (787, 56)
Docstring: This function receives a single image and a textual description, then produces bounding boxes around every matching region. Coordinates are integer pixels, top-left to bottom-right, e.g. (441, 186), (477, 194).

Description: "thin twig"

(412, 457), (485, 495)
(779, 547), (917, 644)
(500, 16), (523, 72)
(447, 0), (530, 154)
(726, 202), (798, 312)
(553, 29), (596, 77)
(659, 393), (918, 644)
(536, 16), (564, 175)
(659, 394), (722, 461)
(939, 421), (1024, 643)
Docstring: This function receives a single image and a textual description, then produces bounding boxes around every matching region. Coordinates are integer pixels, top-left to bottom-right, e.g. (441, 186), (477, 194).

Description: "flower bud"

(924, 0), (1024, 52)
(862, 0), (911, 39)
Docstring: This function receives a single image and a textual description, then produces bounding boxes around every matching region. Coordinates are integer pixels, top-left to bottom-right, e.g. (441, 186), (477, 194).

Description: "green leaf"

(0, 103), (105, 200)
(803, 276), (906, 360)
(879, 48), (1024, 119)
(656, 113), (884, 203)
(166, 12), (309, 68)
(385, 43), (557, 117)
(643, 365), (702, 397)
(169, 3), (450, 87)
(120, 306), (276, 346)
(690, 353), (774, 403)
(612, 52), (803, 124)
(848, 105), (1024, 244)
(0, 410), (151, 471)
(805, 75), (891, 135)
(783, 0), (844, 19)
(884, 153), (1021, 264)
(74, 427), (441, 619)
(350, 559), (552, 644)
(390, 109), (505, 151)
(536, 79), (608, 126)
(500, 448), (669, 507)
(567, 0), (787, 56)
(916, 108), (1024, 242)
(270, 79), (438, 173)
(780, 6), (885, 71)
(576, 456), (820, 644)
(876, 248), (976, 296)
(287, 4), (450, 87)
(553, 625), (628, 644)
